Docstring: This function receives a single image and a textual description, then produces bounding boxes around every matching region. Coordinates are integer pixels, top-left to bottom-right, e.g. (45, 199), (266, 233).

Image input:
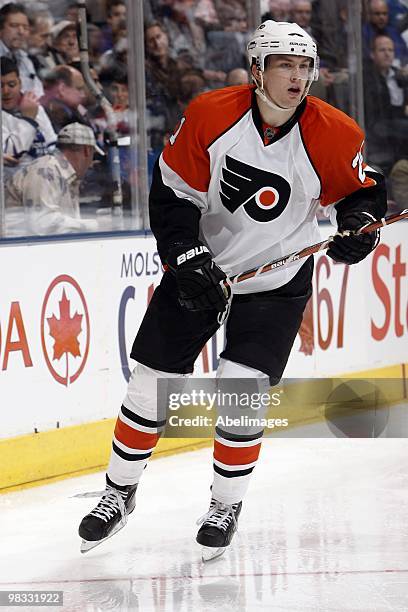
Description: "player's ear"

(251, 64), (260, 81)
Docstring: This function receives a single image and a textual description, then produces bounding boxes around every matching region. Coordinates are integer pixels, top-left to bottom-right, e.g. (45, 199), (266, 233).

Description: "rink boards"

(0, 223), (407, 491)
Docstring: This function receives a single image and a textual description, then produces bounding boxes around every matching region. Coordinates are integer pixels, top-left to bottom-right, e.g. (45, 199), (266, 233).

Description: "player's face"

(260, 55), (310, 108)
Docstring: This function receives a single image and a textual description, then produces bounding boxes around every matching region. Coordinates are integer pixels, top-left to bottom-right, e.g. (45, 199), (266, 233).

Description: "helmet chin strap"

(254, 72), (292, 111)
(254, 72), (311, 113)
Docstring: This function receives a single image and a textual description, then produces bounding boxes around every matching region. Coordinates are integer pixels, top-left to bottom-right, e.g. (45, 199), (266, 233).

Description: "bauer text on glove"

(167, 241), (231, 312)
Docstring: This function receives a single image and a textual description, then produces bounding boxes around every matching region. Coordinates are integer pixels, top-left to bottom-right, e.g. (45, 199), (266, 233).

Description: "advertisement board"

(0, 224), (406, 440)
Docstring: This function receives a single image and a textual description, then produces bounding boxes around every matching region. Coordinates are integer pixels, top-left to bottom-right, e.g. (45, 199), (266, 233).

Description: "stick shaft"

(231, 209), (408, 284)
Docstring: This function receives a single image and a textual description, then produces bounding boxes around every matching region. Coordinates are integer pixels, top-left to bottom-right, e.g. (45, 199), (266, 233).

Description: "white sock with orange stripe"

(211, 358), (270, 505)
(107, 363), (188, 487)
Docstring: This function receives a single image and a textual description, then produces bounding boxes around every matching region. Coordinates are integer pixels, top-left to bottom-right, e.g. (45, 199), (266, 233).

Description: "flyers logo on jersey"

(219, 155), (291, 222)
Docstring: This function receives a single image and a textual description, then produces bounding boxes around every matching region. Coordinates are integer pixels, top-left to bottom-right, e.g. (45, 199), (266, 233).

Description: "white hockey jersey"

(156, 85), (376, 293)
(2, 108), (56, 160)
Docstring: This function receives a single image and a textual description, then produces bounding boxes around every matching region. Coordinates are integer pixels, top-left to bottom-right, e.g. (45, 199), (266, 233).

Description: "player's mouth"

(287, 86), (301, 97)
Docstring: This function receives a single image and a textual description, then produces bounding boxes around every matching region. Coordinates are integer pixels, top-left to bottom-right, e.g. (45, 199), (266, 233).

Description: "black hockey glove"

(167, 241), (231, 313)
(327, 212), (379, 265)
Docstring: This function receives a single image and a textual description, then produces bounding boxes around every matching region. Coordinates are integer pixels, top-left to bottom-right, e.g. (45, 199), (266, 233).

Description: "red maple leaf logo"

(47, 289), (83, 361)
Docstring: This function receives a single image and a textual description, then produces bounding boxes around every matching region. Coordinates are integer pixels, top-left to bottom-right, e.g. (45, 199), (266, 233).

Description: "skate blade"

(201, 546), (226, 562)
(81, 538), (104, 553)
(80, 521), (125, 554)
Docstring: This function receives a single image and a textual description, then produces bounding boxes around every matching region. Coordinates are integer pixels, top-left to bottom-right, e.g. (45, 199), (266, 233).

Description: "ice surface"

(1, 438), (407, 611)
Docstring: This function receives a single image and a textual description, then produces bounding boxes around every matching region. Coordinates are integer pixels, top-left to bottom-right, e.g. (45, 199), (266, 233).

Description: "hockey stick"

(230, 209), (408, 284)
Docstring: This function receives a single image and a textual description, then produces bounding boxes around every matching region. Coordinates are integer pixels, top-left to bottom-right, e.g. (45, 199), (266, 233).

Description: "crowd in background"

(1, 0), (407, 236)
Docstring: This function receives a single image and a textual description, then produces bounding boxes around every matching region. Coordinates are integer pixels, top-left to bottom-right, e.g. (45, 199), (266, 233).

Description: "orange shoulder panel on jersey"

(299, 96), (375, 207)
(162, 85), (253, 192)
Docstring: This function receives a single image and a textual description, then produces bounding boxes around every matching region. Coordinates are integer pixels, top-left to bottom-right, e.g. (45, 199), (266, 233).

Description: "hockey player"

(78, 21), (387, 560)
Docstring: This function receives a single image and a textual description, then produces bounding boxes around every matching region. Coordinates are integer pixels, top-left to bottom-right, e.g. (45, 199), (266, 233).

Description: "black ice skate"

(196, 498), (242, 561)
(78, 477), (137, 553)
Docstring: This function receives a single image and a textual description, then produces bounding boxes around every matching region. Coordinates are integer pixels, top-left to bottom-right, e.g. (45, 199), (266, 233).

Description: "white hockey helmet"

(247, 20), (319, 80)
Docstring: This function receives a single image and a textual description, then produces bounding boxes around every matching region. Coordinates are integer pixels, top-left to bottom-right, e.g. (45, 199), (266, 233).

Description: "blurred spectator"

(218, 0), (247, 32)
(65, 1), (79, 23)
(100, 0), (126, 52)
(27, 11), (54, 76)
(5, 123), (100, 235)
(195, 0), (220, 30)
(41, 64), (89, 132)
(204, 43), (244, 83)
(311, 0), (348, 69)
(87, 23), (103, 67)
(50, 20), (80, 67)
(389, 158), (408, 211)
(144, 0), (154, 26)
(95, 66), (131, 206)
(167, 67), (207, 128)
(309, 0), (350, 112)
(226, 67), (249, 86)
(173, 45), (222, 86)
(204, 2), (248, 83)
(28, 11), (53, 50)
(109, 71), (129, 119)
(1, 56), (56, 170)
(0, 2), (43, 95)
(145, 21), (181, 150)
(81, 66), (104, 127)
(262, 0), (291, 22)
(364, 34), (408, 173)
(179, 67), (206, 102)
(98, 18), (127, 74)
(291, 0), (313, 35)
(154, 0), (206, 65)
(85, 0), (107, 24)
(98, 66), (129, 135)
(363, 0), (408, 66)
(34, 1), (63, 21)
(384, 0), (408, 30)
(174, 47), (197, 72)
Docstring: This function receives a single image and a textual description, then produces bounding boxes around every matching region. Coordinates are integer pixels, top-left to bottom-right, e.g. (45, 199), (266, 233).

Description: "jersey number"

(352, 142), (366, 184)
(169, 117), (186, 146)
